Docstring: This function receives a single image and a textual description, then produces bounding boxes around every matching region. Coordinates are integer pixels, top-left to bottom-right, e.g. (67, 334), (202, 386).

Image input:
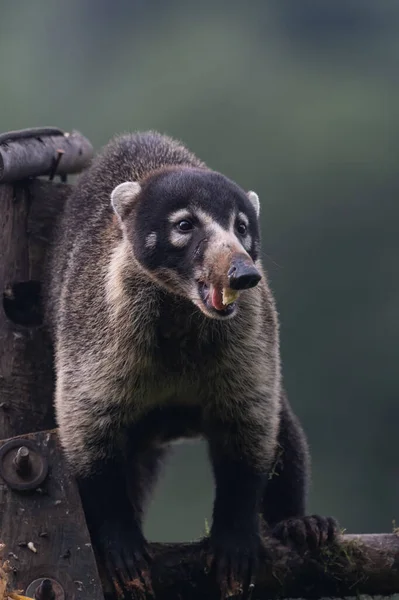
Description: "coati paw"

(205, 533), (259, 599)
(272, 515), (340, 552)
(97, 522), (154, 599)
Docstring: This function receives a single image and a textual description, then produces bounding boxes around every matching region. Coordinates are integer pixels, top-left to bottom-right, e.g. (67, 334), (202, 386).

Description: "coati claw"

(272, 515), (339, 552)
(97, 522), (154, 599)
(206, 535), (259, 599)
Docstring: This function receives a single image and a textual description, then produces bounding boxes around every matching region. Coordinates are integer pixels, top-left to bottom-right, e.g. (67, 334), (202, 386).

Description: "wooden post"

(0, 127), (93, 440)
(0, 128), (104, 599)
(0, 430), (104, 599)
(0, 181), (68, 439)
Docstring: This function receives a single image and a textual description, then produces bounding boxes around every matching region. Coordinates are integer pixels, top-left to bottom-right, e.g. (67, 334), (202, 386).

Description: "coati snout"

(111, 166), (262, 319)
(228, 255), (262, 290)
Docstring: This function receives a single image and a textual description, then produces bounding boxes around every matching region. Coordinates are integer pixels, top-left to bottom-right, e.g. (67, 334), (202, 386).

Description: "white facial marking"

(247, 190), (260, 218)
(168, 209), (192, 223)
(145, 232), (157, 249)
(167, 207), (254, 255)
(195, 209), (233, 237)
(237, 212), (251, 251)
(195, 208), (251, 255)
(237, 211), (249, 227)
(111, 181), (141, 223)
(169, 230), (191, 248)
(168, 209), (194, 248)
(242, 234), (252, 252)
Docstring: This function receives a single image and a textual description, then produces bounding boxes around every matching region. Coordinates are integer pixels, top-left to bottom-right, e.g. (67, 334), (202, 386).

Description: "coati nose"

(228, 257), (262, 290)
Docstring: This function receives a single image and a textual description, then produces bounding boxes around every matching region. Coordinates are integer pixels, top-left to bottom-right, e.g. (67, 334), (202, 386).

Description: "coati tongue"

(211, 286), (225, 311)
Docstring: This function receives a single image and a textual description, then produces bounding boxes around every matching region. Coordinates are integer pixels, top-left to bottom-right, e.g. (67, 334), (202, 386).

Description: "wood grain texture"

(0, 130), (93, 183)
(0, 429), (104, 599)
(0, 181), (71, 440)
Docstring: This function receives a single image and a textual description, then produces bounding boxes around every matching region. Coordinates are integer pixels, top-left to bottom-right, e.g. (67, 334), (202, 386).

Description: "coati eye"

(177, 220), (193, 232)
(236, 221), (247, 236)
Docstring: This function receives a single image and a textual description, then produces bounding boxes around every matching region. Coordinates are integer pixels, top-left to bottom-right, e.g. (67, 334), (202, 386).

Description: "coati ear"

(247, 191), (260, 218)
(111, 181), (142, 223)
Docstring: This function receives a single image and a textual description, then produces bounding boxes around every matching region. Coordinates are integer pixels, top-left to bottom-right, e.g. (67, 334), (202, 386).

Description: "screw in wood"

(34, 578), (56, 600)
(13, 446), (31, 476)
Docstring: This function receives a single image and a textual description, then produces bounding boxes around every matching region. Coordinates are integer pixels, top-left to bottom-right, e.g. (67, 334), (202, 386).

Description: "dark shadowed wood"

(0, 181), (72, 440)
(0, 129), (93, 183)
(142, 533), (399, 599)
(0, 429), (104, 599)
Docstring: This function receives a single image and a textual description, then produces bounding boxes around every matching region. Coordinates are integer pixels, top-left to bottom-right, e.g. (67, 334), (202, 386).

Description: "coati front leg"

(262, 393), (339, 549)
(78, 441), (165, 597)
(206, 411), (273, 596)
(205, 393), (339, 596)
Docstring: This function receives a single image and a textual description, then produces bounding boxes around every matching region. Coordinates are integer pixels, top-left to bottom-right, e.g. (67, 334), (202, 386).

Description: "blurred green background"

(1, 0), (398, 541)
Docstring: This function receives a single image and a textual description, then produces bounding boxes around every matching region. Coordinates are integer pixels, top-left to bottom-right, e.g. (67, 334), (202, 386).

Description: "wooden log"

(0, 430), (104, 599)
(0, 128), (93, 183)
(145, 533), (399, 599)
(0, 181), (71, 440)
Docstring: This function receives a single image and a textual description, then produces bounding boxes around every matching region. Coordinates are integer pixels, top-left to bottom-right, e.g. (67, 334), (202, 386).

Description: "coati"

(44, 131), (338, 597)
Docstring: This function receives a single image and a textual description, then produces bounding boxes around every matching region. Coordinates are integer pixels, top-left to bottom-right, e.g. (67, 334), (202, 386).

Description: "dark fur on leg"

(262, 393), (309, 526)
(263, 393), (339, 551)
(79, 446), (165, 599)
(207, 436), (266, 598)
(78, 459), (146, 598)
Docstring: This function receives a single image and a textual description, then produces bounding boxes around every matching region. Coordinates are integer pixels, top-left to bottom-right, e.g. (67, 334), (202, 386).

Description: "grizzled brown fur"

(44, 131), (338, 598)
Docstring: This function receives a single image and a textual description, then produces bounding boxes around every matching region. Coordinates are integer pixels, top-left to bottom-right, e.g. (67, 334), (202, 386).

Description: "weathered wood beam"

(143, 533), (399, 599)
(0, 430), (104, 599)
(0, 181), (71, 440)
(0, 128), (93, 183)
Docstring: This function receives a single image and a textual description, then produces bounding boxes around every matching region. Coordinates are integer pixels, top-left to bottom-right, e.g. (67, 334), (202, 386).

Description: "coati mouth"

(197, 281), (238, 318)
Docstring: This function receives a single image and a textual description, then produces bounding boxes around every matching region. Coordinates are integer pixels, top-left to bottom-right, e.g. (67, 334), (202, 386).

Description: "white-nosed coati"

(44, 131), (338, 598)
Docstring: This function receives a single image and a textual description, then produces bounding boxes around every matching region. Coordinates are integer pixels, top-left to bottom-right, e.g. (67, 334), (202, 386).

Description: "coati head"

(111, 166), (261, 320)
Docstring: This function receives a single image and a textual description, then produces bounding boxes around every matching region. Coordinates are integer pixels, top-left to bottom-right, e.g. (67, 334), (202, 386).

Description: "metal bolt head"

(14, 446), (31, 476)
(26, 578), (64, 600)
(35, 579), (55, 600)
(0, 439), (48, 491)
